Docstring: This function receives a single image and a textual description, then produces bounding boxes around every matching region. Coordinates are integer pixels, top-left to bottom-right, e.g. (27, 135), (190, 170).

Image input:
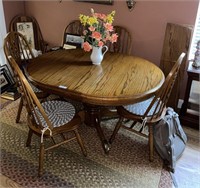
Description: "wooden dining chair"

(107, 25), (132, 55)
(4, 31), (48, 123)
(9, 15), (48, 53)
(62, 20), (85, 47)
(8, 56), (87, 176)
(109, 53), (186, 162)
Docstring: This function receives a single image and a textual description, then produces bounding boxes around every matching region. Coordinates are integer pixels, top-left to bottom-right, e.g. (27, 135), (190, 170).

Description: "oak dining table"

(27, 49), (165, 153)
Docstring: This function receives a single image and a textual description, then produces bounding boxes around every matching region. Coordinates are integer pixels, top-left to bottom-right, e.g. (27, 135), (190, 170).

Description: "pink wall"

(3, 1), (25, 31)
(23, 0), (198, 65)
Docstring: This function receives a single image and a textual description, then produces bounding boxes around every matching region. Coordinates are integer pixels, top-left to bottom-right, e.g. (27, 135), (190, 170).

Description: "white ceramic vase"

(90, 45), (108, 65)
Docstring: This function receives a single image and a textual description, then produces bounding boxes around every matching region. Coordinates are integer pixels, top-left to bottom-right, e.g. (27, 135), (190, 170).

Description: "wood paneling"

(160, 23), (193, 110)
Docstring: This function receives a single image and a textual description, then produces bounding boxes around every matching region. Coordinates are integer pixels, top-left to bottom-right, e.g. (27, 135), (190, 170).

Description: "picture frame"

(63, 33), (84, 49)
(0, 70), (12, 93)
(74, 0), (113, 5)
(0, 72), (10, 94)
(16, 22), (35, 49)
(0, 65), (15, 85)
(0, 66), (13, 94)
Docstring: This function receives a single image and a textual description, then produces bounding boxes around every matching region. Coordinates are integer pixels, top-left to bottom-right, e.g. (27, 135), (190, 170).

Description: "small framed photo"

(0, 70), (12, 94)
(0, 65), (15, 94)
(63, 33), (84, 49)
(16, 22), (35, 49)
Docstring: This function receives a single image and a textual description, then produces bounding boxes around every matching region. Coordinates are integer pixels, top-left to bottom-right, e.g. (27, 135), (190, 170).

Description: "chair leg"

(38, 143), (45, 177)
(26, 129), (33, 147)
(74, 129), (87, 157)
(109, 117), (124, 144)
(16, 97), (23, 123)
(148, 124), (154, 162)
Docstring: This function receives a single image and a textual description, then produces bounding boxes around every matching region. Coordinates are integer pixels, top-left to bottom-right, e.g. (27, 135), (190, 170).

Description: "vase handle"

(102, 45), (108, 56)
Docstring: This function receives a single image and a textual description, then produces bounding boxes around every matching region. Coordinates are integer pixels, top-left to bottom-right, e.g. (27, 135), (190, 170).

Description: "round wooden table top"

(27, 49), (165, 106)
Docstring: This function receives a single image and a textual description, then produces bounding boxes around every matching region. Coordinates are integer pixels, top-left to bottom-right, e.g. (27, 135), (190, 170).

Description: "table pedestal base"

(84, 104), (110, 154)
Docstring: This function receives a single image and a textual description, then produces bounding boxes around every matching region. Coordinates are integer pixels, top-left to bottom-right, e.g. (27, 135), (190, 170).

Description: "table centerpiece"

(79, 8), (118, 65)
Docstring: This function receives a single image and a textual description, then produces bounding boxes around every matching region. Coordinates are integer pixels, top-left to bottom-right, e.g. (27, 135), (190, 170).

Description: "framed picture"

(0, 65), (15, 85)
(0, 66), (13, 94)
(0, 71), (12, 93)
(16, 22), (35, 49)
(63, 33), (84, 49)
(74, 0), (113, 5)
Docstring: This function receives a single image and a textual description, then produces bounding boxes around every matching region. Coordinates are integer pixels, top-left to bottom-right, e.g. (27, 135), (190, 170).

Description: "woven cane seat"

(34, 100), (75, 127)
(123, 97), (159, 116)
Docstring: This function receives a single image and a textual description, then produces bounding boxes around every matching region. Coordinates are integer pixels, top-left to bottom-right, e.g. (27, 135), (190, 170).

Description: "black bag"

(153, 107), (187, 172)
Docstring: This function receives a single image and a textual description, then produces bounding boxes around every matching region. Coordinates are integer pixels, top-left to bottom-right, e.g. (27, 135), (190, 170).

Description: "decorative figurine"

(192, 40), (200, 69)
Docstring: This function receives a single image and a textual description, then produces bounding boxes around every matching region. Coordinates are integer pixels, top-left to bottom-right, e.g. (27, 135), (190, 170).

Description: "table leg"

(84, 104), (110, 154)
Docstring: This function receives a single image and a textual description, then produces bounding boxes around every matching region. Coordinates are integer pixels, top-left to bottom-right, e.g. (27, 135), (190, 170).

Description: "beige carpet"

(0, 99), (172, 188)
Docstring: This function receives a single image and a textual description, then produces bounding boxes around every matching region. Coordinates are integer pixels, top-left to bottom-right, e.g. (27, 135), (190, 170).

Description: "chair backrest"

(143, 52), (186, 122)
(9, 15), (47, 53)
(62, 20), (85, 47)
(4, 31), (34, 67)
(8, 56), (53, 130)
(107, 25), (132, 55)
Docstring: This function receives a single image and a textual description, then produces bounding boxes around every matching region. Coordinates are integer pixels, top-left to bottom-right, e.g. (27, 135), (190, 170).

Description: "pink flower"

(83, 30), (88, 35)
(104, 23), (113, 32)
(94, 13), (107, 20)
(92, 31), (102, 41)
(83, 42), (92, 52)
(103, 34), (111, 42)
(110, 33), (118, 43)
(98, 41), (104, 47)
(89, 26), (95, 32)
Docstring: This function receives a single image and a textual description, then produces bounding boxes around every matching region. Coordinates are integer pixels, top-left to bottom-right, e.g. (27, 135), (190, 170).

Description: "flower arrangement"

(79, 8), (118, 52)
